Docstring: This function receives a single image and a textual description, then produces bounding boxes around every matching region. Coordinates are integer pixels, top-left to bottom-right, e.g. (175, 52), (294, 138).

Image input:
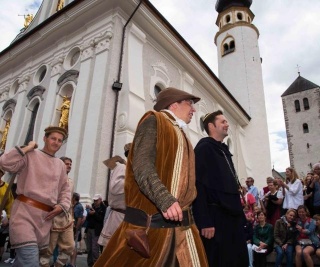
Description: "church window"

(294, 100), (301, 112)
(237, 13), (243, 20)
(303, 98), (310, 110)
(222, 39), (235, 56)
(9, 80), (19, 97)
(223, 43), (229, 54)
(229, 41), (235, 51)
(154, 85), (162, 96)
(225, 15), (231, 23)
(303, 123), (309, 133)
(34, 65), (47, 85)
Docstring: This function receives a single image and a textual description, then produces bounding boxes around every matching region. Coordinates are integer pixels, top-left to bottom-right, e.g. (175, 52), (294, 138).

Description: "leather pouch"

(125, 214), (152, 258)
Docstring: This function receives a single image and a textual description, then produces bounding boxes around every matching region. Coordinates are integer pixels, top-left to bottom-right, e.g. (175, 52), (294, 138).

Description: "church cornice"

(57, 70), (79, 86)
(2, 99), (17, 113)
(27, 85), (46, 101)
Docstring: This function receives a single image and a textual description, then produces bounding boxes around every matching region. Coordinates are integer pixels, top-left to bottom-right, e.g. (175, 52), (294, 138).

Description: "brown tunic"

(94, 111), (208, 267)
(0, 147), (71, 249)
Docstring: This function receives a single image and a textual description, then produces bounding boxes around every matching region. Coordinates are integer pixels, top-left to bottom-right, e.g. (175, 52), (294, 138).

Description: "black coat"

(193, 137), (243, 229)
(192, 137), (248, 267)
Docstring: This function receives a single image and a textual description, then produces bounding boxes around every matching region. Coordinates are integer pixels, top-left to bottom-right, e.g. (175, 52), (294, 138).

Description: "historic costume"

(94, 110), (208, 267)
(40, 178), (74, 267)
(0, 147), (71, 250)
(98, 162), (126, 247)
(193, 137), (248, 267)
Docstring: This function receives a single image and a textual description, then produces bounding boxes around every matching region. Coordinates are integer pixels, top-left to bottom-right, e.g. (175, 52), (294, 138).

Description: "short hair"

(73, 192), (80, 201)
(256, 210), (267, 217)
(247, 177), (254, 183)
(297, 205), (310, 217)
(268, 180), (278, 187)
(266, 177), (274, 182)
(60, 157), (72, 163)
(313, 163), (320, 170)
(201, 110), (223, 135)
(313, 214), (320, 220)
(286, 208), (297, 216)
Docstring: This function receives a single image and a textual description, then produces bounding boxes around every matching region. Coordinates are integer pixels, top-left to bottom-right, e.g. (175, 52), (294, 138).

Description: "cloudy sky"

(1, 0), (320, 172)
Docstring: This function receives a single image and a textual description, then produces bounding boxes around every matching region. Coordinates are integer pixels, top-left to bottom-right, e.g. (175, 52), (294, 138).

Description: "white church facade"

(0, 0), (271, 202)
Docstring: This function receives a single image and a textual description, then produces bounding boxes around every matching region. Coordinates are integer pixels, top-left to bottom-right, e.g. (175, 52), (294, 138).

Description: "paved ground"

(0, 251), (88, 267)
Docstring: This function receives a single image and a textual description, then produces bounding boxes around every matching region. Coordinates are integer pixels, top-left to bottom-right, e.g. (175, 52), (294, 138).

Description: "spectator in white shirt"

(278, 167), (303, 214)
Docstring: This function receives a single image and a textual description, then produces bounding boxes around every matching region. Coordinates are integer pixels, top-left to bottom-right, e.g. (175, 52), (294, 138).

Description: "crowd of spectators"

(242, 163), (320, 267)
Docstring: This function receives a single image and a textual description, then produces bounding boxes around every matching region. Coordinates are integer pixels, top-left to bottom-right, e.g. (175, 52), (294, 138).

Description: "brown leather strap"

(124, 206), (194, 229)
(111, 208), (126, 214)
(17, 194), (53, 212)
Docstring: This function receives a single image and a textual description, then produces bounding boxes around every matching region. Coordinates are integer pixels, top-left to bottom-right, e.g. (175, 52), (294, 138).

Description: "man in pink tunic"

(0, 126), (71, 267)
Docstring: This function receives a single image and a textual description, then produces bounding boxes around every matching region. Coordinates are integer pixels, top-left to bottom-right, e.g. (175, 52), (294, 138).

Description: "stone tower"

(214, 0), (272, 181)
(282, 75), (320, 176)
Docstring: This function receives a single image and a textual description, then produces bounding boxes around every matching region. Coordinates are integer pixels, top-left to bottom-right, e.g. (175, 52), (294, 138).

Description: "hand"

(162, 202), (182, 221)
(201, 227), (215, 239)
(21, 141), (38, 154)
(282, 244), (288, 251)
(44, 205), (63, 221)
(89, 209), (95, 215)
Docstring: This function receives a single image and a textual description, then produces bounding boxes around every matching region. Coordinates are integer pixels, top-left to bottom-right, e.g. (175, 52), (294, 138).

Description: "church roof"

(215, 0), (252, 13)
(281, 75), (319, 97)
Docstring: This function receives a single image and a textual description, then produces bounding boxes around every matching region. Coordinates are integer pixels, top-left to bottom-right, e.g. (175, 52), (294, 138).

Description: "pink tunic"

(0, 147), (71, 249)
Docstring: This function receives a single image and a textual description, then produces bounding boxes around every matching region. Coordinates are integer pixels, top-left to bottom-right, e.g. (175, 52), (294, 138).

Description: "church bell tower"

(215, 0), (272, 181)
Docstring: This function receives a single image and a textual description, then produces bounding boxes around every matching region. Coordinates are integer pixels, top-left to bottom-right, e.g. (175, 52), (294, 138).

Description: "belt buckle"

(180, 208), (191, 231)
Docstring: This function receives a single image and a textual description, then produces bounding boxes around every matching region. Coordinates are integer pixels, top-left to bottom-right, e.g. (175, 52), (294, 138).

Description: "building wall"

(0, 0), (263, 201)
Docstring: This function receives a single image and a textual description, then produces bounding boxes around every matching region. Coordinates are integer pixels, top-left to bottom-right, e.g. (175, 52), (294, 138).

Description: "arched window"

(222, 40), (235, 56)
(225, 15), (231, 23)
(230, 41), (235, 51)
(294, 100), (301, 112)
(237, 13), (243, 20)
(303, 123), (309, 133)
(303, 98), (310, 110)
(223, 43), (229, 54)
(154, 85), (162, 96)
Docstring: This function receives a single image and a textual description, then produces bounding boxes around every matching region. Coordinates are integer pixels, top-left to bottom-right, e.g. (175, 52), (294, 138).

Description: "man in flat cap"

(98, 143), (131, 249)
(95, 87), (208, 266)
(0, 126), (71, 267)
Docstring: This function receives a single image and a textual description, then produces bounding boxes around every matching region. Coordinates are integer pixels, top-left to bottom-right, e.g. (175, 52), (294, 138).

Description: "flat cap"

(153, 87), (200, 111)
(44, 126), (68, 139)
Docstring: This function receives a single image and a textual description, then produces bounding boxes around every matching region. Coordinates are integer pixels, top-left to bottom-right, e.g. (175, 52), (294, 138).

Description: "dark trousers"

(201, 205), (248, 267)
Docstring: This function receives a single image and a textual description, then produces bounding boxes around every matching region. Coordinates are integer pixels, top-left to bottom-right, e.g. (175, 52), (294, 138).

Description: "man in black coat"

(192, 110), (248, 267)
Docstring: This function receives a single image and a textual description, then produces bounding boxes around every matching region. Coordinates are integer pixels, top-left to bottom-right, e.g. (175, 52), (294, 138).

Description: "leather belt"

(17, 194), (54, 212)
(111, 208), (126, 214)
(124, 206), (194, 229)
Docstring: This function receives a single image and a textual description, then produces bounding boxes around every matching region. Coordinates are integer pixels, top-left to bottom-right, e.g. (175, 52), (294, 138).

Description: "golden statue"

(0, 120), (11, 150)
(56, 0), (65, 11)
(24, 14), (33, 28)
(58, 96), (71, 132)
